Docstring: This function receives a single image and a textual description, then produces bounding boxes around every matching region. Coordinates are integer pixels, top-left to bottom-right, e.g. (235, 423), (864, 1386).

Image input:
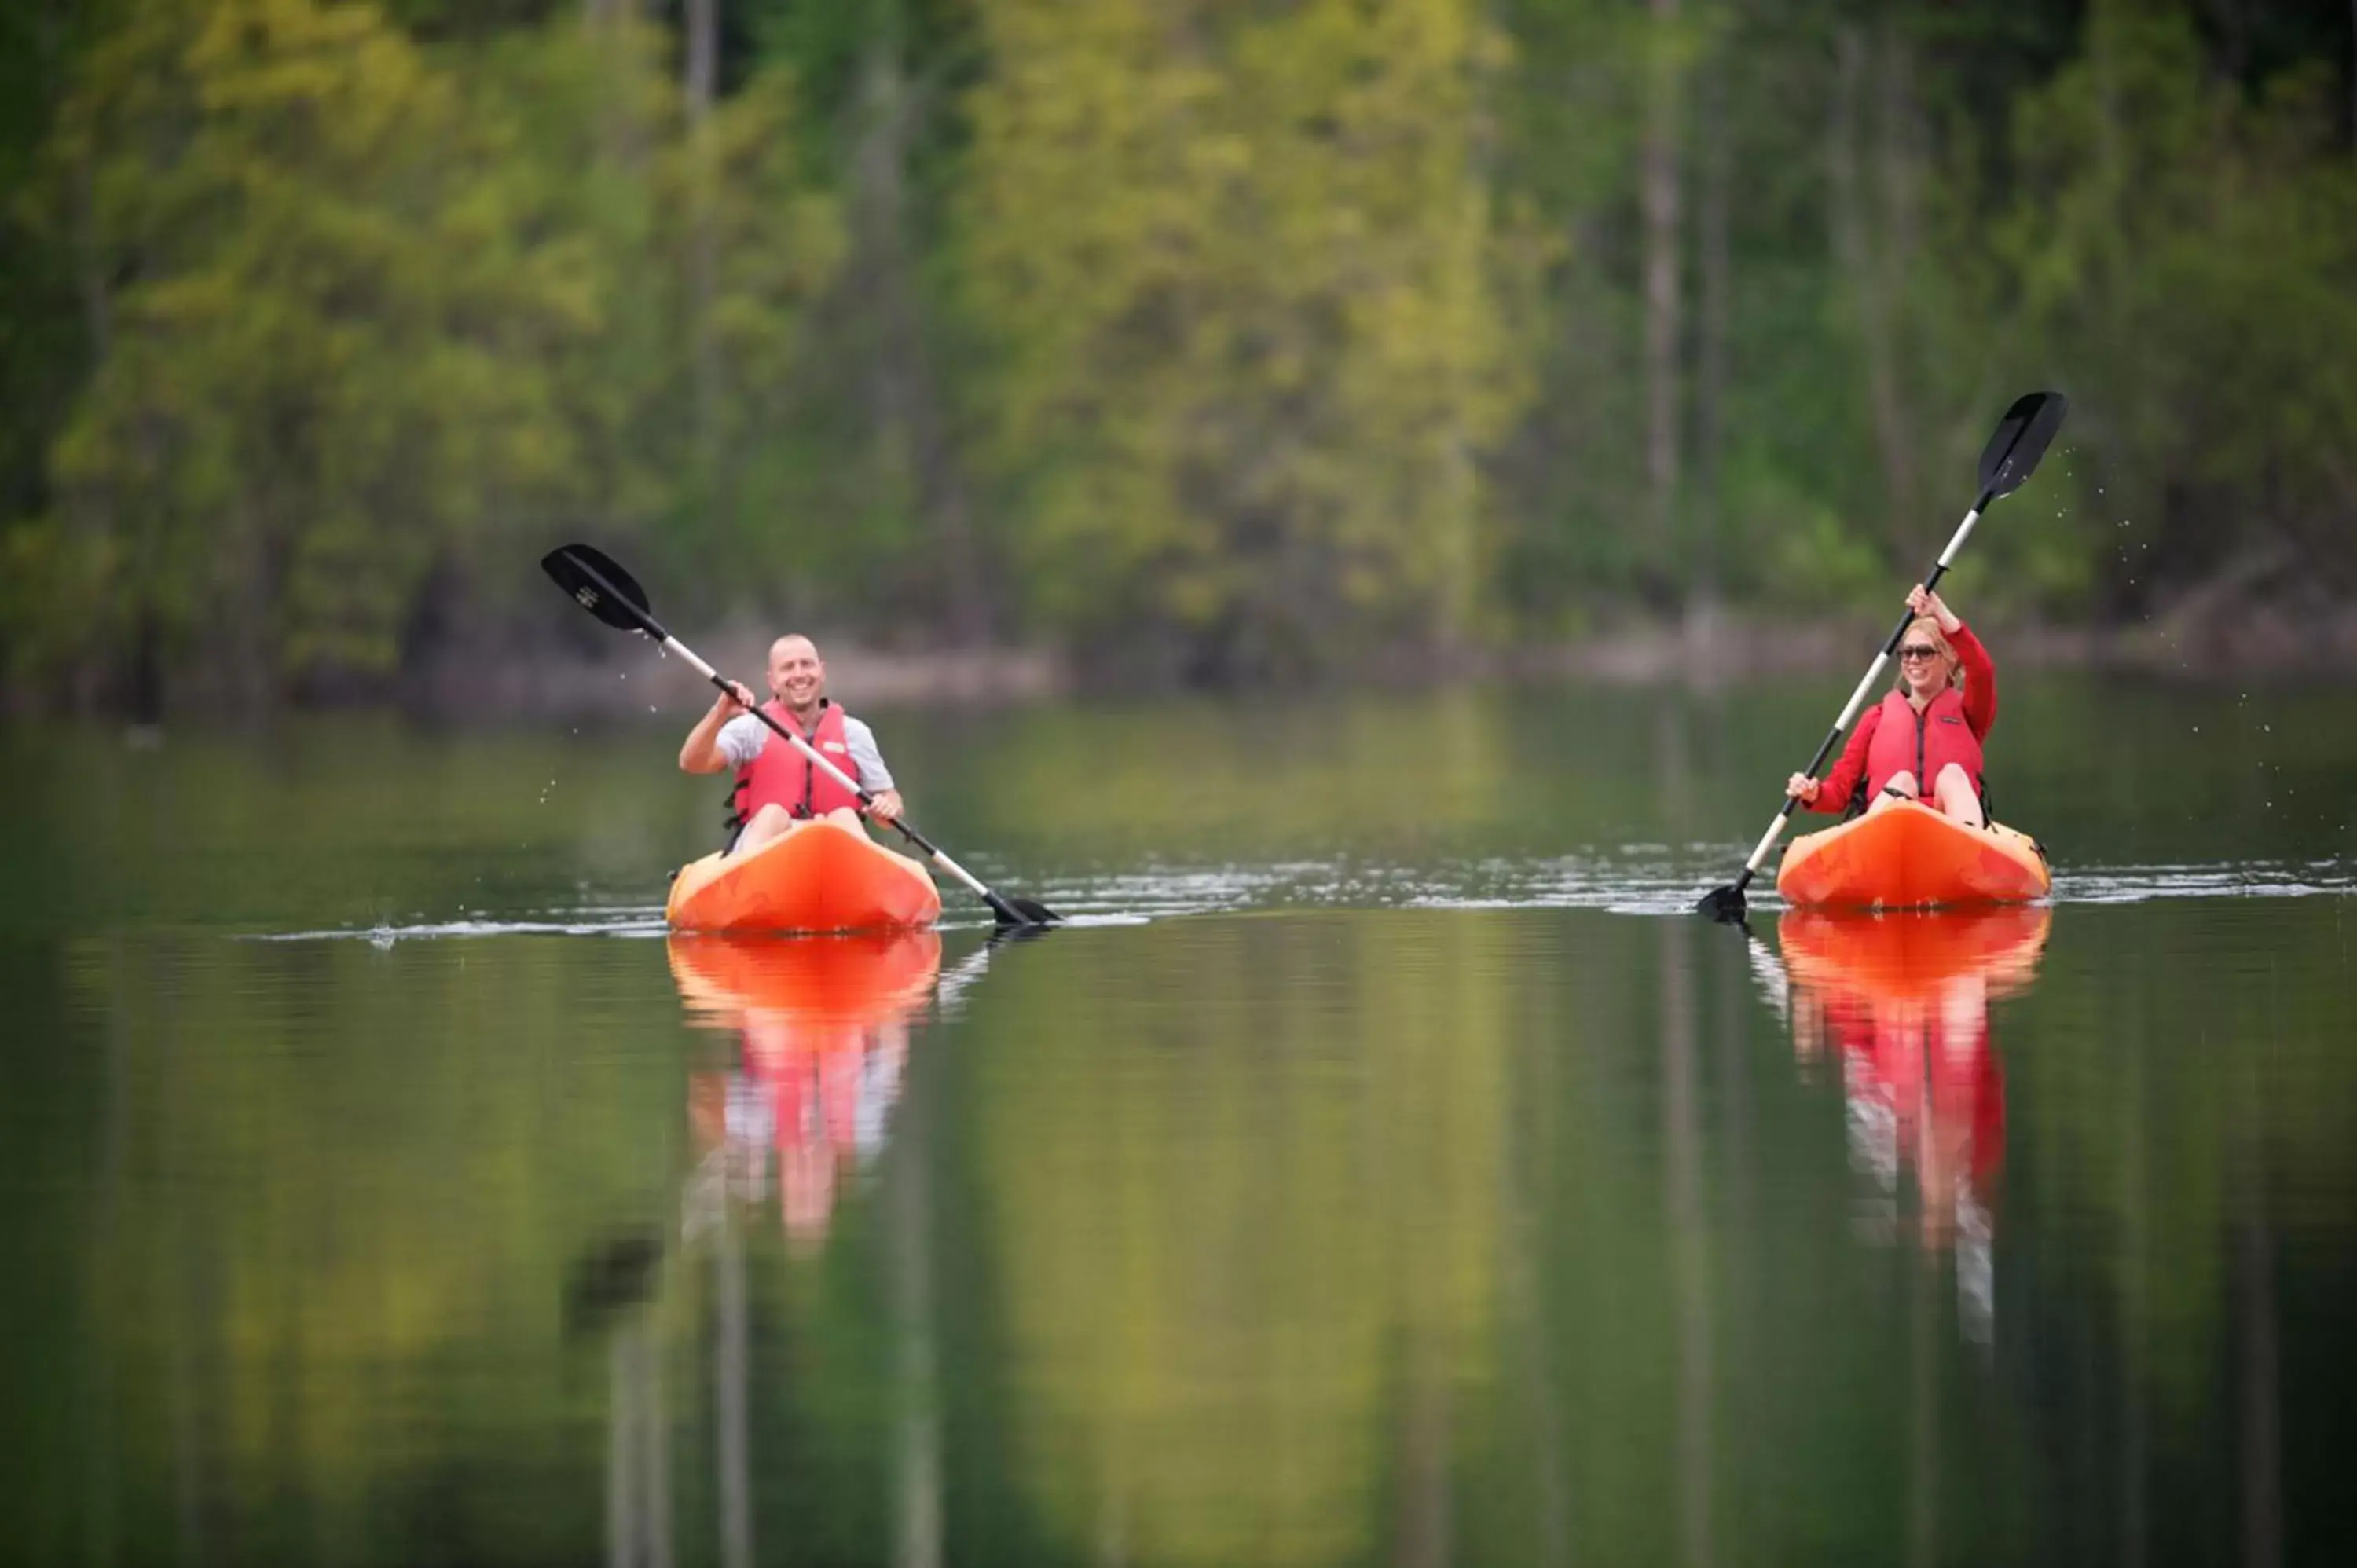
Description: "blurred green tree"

(958, 0), (1539, 681)
(9, 0), (840, 708)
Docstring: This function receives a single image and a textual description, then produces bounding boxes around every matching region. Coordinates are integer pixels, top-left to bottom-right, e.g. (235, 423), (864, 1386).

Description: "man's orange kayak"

(1776, 800), (2049, 910)
(666, 818), (942, 932)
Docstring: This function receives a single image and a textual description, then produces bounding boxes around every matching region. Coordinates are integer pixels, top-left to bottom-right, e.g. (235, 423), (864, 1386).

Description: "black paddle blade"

(994, 895), (1063, 929)
(542, 543), (657, 634)
(1976, 391), (2069, 500)
(1695, 884), (1750, 925)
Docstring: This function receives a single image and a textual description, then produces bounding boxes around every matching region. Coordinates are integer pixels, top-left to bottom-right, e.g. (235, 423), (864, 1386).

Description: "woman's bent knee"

(1934, 765), (1985, 826)
(1868, 771), (1919, 812)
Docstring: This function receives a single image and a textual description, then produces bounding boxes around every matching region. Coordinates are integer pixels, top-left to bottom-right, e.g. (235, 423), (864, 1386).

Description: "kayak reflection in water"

(1764, 908), (2049, 1345)
(677, 633), (907, 855)
(677, 932), (941, 1250)
(1786, 584), (1995, 829)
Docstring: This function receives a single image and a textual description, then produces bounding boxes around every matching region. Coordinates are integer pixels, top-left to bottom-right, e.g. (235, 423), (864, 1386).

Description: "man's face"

(768, 637), (825, 709)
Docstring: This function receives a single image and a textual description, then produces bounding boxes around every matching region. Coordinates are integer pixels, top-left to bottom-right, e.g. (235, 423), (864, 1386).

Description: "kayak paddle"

(542, 544), (1061, 929)
(1695, 390), (2069, 925)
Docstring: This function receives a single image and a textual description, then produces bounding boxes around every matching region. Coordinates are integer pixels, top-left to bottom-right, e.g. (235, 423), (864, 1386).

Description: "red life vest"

(1862, 685), (1984, 799)
(735, 700), (865, 822)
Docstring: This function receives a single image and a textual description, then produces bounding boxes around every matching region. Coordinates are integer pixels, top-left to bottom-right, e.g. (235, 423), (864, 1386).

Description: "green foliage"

(0, 0), (2353, 707)
(8, 0), (840, 705)
(957, 0), (1536, 679)
(1979, 3), (2357, 607)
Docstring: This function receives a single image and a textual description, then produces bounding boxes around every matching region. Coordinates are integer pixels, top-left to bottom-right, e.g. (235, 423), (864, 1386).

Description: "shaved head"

(764, 634), (827, 715)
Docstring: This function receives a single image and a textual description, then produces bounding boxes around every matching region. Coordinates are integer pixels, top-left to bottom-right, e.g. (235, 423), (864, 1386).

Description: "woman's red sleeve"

(1949, 621), (1996, 738)
(1811, 706), (1879, 815)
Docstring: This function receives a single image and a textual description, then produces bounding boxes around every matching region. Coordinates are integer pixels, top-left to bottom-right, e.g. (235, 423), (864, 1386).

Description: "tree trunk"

(1872, 24), (1920, 534)
(855, 3), (992, 643)
(1828, 27), (1913, 553)
(63, 2), (116, 702)
(1694, 24), (1731, 617)
(684, 0), (720, 486)
(684, 0), (717, 107)
(1642, 0), (1684, 600)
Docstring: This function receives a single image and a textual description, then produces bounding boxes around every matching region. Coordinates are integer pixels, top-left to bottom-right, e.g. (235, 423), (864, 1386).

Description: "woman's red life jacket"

(1862, 685), (1985, 799)
(735, 700), (865, 822)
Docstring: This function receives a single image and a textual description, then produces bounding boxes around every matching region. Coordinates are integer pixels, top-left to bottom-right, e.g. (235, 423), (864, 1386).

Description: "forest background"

(2, 0), (2353, 715)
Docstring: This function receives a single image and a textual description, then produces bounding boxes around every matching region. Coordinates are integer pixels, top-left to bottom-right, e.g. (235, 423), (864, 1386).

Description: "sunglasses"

(1897, 643), (1944, 661)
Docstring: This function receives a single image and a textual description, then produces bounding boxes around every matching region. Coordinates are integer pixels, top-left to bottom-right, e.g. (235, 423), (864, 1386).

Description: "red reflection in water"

(1778, 907), (2050, 1341)
(673, 932), (941, 1247)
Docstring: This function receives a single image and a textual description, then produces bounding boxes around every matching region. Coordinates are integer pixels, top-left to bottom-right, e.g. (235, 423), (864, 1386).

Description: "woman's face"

(1897, 628), (1952, 697)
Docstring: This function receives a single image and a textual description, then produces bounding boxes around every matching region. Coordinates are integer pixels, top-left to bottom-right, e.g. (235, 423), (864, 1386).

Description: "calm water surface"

(3, 676), (2355, 1565)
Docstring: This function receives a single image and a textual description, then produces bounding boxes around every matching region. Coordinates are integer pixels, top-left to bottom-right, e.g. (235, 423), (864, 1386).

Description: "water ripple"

(251, 853), (2354, 940)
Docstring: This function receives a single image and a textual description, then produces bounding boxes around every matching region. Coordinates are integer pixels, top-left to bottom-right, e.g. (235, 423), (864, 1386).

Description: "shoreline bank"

(427, 602), (2348, 719)
(12, 600), (2351, 724)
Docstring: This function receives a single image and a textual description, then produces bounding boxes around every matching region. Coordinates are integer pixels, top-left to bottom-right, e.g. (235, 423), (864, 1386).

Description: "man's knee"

(734, 803), (795, 851)
(1934, 763), (1974, 793)
(1882, 771), (1919, 799)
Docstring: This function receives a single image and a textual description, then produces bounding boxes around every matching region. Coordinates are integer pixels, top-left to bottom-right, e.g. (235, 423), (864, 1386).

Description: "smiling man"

(678, 635), (905, 855)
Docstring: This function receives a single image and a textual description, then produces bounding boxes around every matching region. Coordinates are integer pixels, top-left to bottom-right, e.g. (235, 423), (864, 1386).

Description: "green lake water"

(3, 675), (2355, 1565)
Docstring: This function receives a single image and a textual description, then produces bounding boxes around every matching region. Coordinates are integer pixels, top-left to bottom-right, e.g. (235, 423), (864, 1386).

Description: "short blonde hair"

(1897, 616), (1963, 691)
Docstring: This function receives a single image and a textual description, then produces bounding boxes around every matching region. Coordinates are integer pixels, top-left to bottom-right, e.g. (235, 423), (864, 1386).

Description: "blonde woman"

(1786, 584), (1995, 828)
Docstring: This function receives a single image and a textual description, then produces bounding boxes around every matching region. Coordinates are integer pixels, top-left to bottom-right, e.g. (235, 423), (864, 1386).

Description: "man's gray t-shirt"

(716, 709), (894, 792)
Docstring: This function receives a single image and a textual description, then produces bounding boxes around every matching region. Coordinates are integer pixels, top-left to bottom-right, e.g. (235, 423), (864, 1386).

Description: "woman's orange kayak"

(1776, 800), (2049, 910)
(665, 818), (942, 933)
